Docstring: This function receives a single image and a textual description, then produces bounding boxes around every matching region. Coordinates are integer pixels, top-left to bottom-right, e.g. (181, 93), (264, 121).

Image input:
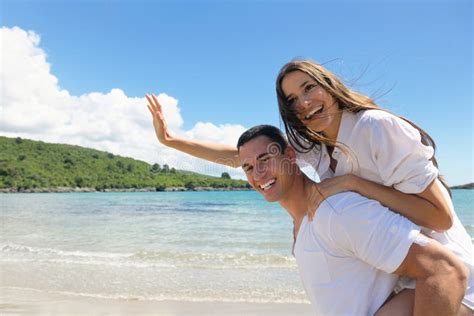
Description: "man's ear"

(285, 146), (297, 163)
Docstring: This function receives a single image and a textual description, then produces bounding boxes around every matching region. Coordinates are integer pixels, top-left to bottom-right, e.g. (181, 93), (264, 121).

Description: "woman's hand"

(306, 181), (326, 221)
(318, 174), (355, 197)
(146, 94), (172, 144)
(145, 94), (240, 167)
(306, 174), (356, 221)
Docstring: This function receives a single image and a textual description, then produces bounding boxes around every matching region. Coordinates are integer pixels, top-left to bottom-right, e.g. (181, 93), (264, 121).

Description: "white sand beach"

(0, 287), (313, 316)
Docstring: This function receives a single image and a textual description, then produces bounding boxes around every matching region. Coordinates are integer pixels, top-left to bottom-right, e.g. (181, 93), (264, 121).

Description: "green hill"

(451, 183), (474, 190)
(0, 136), (250, 192)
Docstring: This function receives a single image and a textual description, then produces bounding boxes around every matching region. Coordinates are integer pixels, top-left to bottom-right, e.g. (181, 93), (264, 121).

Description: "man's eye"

(244, 167), (253, 173)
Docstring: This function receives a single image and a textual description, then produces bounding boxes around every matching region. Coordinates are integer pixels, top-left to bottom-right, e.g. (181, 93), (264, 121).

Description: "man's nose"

(254, 165), (266, 180)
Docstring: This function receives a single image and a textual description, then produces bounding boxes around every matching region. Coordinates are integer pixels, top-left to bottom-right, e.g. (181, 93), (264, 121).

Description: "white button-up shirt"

(294, 109), (438, 193)
(292, 109), (474, 309)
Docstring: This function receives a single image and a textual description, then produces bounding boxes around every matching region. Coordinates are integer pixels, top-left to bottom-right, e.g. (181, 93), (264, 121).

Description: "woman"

(274, 59), (473, 314)
(146, 59), (472, 312)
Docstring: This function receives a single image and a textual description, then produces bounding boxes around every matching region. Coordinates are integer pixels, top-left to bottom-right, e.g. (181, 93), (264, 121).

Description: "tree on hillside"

(151, 163), (161, 173)
(185, 181), (195, 190)
(221, 172), (231, 179)
(74, 176), (84, 187)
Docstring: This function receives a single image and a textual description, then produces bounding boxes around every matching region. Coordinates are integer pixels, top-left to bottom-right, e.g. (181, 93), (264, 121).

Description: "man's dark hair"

(237, 125), (288, 152)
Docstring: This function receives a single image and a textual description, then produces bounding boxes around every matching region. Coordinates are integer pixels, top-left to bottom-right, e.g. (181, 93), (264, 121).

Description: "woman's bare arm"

(146, 94), (240, 167)
(307, 176), (453, 232)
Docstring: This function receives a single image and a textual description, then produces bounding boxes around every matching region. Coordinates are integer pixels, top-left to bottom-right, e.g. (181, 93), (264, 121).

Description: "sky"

(1, 0), (472, 185)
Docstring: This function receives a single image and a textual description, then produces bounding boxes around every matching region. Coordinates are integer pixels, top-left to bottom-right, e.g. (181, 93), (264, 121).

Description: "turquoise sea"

(1, 190), (472, 303)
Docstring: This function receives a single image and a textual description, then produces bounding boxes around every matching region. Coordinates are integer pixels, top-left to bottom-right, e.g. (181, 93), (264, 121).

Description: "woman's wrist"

(346, 174), (361, 193)
(162, 135), (179, 147)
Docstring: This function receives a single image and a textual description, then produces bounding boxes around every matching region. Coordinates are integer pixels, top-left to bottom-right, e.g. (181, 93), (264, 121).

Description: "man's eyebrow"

(256, 153), (271, 160)
(241, 152), (271, 169)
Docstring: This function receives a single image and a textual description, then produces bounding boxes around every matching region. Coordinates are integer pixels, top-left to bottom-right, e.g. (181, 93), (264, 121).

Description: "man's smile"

(259, 178), (276, 191)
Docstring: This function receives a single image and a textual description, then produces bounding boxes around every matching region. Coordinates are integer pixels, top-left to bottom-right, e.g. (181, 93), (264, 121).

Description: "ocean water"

(1, 190), (472, 303)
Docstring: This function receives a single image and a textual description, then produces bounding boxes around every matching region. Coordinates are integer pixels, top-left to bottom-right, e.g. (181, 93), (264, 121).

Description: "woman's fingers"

(146, 93), (174, 145)
(147, 104), (155, 117)
(146, 94), (160, 113)
(146, 94), (166, 120)
(152, 94), (163, 112)
(145, 94), (155, 109)
(307, 183), (324, 221)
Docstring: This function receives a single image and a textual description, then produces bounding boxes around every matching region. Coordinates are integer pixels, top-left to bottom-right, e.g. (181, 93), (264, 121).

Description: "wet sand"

(0, 287), (314, 315)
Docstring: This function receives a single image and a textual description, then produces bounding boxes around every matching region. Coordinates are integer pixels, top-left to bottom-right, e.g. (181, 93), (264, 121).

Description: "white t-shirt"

(293, 110), (473, 308)
(294, 192), (421, 315)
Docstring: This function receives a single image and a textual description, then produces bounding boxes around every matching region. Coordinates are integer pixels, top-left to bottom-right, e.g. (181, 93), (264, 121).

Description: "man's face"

(239, 136), (294, 202)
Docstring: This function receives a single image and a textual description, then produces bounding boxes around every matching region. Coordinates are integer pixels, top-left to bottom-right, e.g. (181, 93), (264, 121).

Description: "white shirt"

(294, 192), (421, 315)
(295, 109), (438, 192)
(294, 109), (474, 308)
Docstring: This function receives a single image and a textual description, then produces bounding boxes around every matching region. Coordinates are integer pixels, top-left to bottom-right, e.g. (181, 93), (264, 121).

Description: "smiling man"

(237, 125), (470, 315)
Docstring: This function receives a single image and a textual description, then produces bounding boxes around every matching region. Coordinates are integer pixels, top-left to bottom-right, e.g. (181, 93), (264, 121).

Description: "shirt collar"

(335, 110), (358, 153)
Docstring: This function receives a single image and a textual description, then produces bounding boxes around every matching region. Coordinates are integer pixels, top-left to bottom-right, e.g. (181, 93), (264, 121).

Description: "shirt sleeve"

(367, 112), (439, 193)
(327, 193), (421, 273)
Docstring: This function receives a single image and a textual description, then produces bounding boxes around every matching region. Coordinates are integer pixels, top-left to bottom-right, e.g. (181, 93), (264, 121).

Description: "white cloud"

(0, 26), (246, 179)
(186, 122), (245, 145)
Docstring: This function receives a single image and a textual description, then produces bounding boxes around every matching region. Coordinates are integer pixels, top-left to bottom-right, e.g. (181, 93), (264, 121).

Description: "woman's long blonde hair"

(276, 59), (451, 195)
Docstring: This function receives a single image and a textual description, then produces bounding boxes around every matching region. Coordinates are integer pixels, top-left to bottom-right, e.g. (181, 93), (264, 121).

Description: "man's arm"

(327, 193), (468, 316)
(393, 235), (468, 316)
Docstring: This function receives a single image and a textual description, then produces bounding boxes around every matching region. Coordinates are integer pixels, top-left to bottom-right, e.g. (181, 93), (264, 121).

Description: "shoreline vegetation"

(2, 185), (471, 193)
(450, 183), (474, 190)
(0, 136), (251, 193)
(0, 186), (251, 193)
(0, 136), (471, 193)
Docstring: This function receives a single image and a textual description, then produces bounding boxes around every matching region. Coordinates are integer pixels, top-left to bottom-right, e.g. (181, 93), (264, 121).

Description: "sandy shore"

(0, 288), (313, 315)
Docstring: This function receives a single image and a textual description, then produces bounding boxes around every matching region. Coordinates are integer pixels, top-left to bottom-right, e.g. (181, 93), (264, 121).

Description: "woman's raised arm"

(146, 94), (241, 167)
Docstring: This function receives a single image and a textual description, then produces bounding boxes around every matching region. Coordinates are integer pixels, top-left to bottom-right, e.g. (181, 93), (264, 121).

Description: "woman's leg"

(374, 289), (415, 316)
(375, 289), (472, 316)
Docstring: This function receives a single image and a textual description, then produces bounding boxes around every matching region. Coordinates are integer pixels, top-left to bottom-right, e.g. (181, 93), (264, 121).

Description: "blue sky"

(1, 0), (472, 185)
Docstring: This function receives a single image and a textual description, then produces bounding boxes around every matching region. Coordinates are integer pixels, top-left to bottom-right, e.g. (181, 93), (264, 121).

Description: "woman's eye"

(305, 84), (316, 92)
(287, 98), (296, 107)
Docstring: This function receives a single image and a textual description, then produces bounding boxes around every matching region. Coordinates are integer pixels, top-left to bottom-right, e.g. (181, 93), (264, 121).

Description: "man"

(237, 125), (470, 315)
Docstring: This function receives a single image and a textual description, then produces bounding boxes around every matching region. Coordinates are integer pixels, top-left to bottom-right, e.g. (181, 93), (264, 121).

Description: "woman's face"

(281, 70), (340, 135)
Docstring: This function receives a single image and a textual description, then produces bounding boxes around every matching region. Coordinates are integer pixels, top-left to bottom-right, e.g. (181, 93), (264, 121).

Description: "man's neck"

(278, 172), (315, 224)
